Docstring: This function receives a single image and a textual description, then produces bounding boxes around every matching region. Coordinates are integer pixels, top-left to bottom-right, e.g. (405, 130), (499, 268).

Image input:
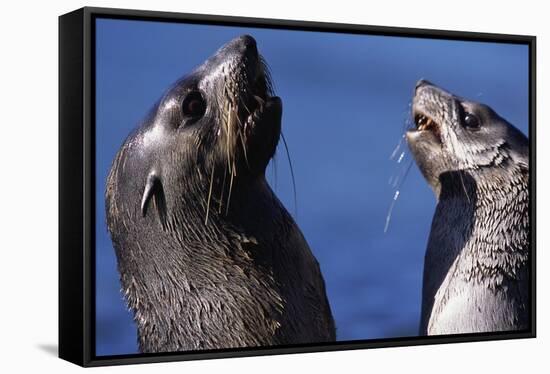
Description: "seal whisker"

(232, 111), (251, 170)
(239, 130), (250, 169)
(226, 166), (235, 216)
(205, 167), (215, 225)
(259, 55), (275, 95)
(218, 167), (227, 214)
(385, 114), (416, 232)
(443, 131), (471, 203)
(390, 133), (406, 161)
(226, 104), (236, 175)
(270, 153), (278, 191)
(384, 159), (413, 233)
(239, 93), (252, 116)
(280, 132), (297, 217)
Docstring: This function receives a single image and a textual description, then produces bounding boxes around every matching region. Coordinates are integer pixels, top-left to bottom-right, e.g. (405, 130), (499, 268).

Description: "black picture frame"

(59, 6), (536, 367)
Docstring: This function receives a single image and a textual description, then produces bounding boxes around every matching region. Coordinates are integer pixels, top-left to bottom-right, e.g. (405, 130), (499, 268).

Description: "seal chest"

(406, 80), (529, 335)
(105, 35), (335, 353)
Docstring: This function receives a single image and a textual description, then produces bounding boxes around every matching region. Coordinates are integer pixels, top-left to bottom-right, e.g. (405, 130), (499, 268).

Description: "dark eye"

(181, 91), (206, 118)
(463, 113), (480, 130)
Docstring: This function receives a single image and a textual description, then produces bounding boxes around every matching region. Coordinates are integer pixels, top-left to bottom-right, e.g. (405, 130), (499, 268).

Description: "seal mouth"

(206, 37), (282, 221)
(414, 113), (438, 132)
(242, 61), (274, 138)
(219, 46), (281, 174)
(412, 111), (441, 142)
(212, 35), (283, 180)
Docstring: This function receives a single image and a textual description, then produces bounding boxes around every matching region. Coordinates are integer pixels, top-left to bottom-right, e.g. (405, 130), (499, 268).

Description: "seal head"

(106, 35), (336, 352)
(132, 35), (281, 221)
(407, 80), (529, 335)
(407, 79), (528, 197)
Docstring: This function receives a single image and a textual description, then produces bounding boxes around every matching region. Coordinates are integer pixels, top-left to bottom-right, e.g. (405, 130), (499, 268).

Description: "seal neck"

(436, 166), (529, 285)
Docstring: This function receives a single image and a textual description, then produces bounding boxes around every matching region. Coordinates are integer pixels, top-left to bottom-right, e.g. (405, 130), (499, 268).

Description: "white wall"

(0, 0), (546, 372)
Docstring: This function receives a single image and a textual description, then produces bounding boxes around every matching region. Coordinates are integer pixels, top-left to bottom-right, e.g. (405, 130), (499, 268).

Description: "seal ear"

(141, 172), (167, 225)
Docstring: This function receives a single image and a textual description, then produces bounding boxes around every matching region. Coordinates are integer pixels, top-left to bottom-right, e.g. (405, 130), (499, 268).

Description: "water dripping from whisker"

(384, 159), (413, 233)
(397, 151), (405, 163)
(390, 134), (406, 161)
(391, 175), (399, 189)
(402, 101), (414, 133)
(384, 190), (400, 234)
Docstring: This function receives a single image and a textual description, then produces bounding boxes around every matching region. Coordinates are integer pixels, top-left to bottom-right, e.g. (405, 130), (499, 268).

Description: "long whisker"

(384, 159), (413, 233)
(205, 168), (215, 225)
(280, 132), (297, 217)
(384, 104), (417, 233)
(444, 130), (471, 203)
(225, 165), (235, 216)
(390, 134), (406, 161)
(271, 153), (278, 191)
(239, 131), (250, 169)
(234, 113), (250, 170)
(456, 168), (471, 203)
(218, 167), (227, 214)
(237, 88), (253, 116)
(226, 103), (237, 175)
(259, 55), (275, 95)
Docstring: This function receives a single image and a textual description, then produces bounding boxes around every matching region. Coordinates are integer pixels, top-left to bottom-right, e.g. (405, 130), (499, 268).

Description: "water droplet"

(393, 190), (400, 200)
(384, 160), (413, 234)
(390, 134), (406, 160)
(384, 190), (401, 233)
(397, 152), (405, 163)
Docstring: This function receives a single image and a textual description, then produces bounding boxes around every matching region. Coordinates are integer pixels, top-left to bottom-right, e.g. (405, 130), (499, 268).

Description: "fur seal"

(406, 80), (529, 335)
(105, 35), (336, 353)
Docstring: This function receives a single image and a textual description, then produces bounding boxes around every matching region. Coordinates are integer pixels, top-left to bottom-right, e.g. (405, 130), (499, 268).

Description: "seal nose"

(229, 35), (258, 57)
(237, 35), (257, 50)
(415, 79), (433, 92)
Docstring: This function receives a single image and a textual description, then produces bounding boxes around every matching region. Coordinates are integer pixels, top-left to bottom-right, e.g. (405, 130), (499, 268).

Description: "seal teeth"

(415, 114), (437, 132)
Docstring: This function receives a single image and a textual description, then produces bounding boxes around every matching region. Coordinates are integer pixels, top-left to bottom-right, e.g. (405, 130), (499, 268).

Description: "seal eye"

(182, 91), (206, 118)
(463, 113), (480, 130)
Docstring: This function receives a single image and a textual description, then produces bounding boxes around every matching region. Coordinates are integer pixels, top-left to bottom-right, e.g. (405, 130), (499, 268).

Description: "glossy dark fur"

(407, 80), (529, 335)
(105, 35), (335, 353)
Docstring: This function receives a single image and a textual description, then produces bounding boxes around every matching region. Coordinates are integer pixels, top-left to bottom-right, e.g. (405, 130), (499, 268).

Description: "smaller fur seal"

(105, 35), (335, 353)
(406, 80), (529, 335)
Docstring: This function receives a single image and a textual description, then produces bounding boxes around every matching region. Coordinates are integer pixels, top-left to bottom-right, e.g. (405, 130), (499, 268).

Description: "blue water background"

(95, 18), (529, 355)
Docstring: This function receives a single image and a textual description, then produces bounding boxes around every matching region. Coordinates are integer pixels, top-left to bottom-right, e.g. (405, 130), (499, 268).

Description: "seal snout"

(410, 104), (442, 142)
(410, 81), (449, 143)
(219, 35), (277, 131)
(208, 35), (281, 174)
(231, 34), (258, 55)
(222, 34), (260, 73)
(415, 78), (434, 92)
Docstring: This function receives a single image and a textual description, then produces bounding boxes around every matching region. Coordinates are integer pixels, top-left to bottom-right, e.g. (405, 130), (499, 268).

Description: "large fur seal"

(406, 80), (530, 335)
(105, 35), (335, 353)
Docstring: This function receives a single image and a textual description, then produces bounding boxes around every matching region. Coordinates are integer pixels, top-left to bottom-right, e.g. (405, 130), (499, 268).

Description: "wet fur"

(105, 35), (335, 352)
(407, 81), (529, 335)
